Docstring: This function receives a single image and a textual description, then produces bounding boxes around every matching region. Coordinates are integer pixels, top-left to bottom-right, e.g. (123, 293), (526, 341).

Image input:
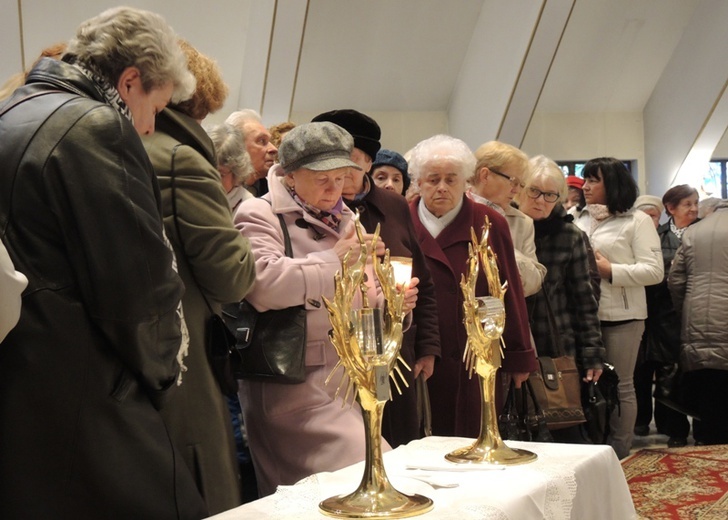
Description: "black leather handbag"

(499, 379), (553, 442)
(581, 361), (620, 444)
(222, 211), (307, 384)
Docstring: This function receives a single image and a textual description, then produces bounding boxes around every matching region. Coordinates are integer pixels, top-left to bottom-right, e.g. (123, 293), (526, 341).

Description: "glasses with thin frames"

(489, 169), (525, 189)
(526, 186), (560, 203)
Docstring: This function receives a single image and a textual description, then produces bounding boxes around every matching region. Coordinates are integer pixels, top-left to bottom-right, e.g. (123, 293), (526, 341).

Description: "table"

(208, 436), (636, 519)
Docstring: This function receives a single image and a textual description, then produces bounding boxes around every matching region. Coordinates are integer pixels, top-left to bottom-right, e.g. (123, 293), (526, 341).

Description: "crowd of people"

(1, 6), (727, 518)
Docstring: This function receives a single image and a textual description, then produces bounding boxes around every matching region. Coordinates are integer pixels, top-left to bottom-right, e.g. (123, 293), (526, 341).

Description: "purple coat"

(234, 165), (388, 496)
(410, 195), (537, 437)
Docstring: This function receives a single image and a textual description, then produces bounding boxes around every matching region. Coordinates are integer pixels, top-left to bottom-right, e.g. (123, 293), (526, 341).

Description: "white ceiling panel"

(292, 0), (484, 112)
(536, 0), (700, 113)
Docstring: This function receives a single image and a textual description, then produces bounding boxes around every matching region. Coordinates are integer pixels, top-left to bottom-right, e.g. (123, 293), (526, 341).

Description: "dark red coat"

(346, 183), (441, 446)
(410, 195), (537, 437)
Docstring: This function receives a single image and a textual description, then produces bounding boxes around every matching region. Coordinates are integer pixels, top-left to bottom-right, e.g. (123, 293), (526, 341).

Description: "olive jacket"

(143, 108), (256, 514)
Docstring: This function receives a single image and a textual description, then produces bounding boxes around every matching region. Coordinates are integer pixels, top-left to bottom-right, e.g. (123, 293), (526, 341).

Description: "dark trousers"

(634, 359), (690, 438)
(691, 369), (728, 445)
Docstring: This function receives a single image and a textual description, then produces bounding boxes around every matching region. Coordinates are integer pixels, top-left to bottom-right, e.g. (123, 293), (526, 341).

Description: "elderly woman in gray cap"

(234, 122), (418, 496)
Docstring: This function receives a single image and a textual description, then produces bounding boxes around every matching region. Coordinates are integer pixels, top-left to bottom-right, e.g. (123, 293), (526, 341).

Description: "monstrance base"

(319, 487), (433, 519)
(445, 443), (537, 466)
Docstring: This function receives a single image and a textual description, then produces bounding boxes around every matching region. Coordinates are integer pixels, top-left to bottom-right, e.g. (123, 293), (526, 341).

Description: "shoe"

(634, 425), (650, 436)
(667, 437), (687, 448)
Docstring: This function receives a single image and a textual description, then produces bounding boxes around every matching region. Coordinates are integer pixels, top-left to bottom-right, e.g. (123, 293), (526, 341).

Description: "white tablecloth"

(208, 436), (636, 519)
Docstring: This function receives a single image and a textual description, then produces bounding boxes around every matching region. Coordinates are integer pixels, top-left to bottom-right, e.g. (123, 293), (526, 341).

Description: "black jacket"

(643, 219), (699, 363)
(0, 59), (206, 519)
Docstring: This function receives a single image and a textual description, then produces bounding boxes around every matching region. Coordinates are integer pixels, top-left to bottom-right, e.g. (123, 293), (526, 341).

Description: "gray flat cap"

(278, 122), (361, 173)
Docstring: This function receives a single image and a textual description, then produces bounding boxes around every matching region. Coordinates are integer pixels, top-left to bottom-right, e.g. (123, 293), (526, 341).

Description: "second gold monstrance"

(445, 216), (537, 465)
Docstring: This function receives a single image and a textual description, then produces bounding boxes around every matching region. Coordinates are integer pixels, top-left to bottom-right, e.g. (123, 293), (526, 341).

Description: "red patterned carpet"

(622, 445), (728, 519)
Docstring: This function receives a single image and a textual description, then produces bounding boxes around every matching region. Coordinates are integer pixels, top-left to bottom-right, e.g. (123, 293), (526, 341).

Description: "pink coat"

(234, 165), (389, 496)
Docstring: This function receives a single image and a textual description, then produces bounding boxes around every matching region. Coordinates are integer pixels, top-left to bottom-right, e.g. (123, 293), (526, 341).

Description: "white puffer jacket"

(573, 206), (663, 321)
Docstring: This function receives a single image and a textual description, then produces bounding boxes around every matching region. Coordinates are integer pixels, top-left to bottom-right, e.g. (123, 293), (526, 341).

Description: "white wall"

(0, 0), (22, 82)
(522, 111), (648, 191)
(448, 0), (541, 149)
(712, 129), (728, 158)
(643, 0), (728, 196)
(290, 110), (448, 156)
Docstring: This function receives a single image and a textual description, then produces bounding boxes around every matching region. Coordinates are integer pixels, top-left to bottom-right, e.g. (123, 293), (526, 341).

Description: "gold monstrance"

(320, 215), (433, 518)
(445, 216), (537, 465)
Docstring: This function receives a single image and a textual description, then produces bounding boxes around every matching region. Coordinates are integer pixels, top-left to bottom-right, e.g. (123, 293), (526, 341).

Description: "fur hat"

(311, 109), (381, 160)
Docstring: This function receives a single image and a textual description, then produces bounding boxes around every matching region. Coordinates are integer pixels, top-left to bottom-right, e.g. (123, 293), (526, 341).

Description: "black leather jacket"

(0, 58), (205, 519)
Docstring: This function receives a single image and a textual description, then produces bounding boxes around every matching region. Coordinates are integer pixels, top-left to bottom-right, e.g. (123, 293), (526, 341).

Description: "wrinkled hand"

(401, 277), (419, 314)
(413, 354), (435, 380)
(594, 250), (612, 281)
(333, 227), (385, 265)
(583, 368), (603, 383)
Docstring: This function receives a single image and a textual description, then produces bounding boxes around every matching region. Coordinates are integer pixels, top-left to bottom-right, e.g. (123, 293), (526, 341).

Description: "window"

(704, 160), (727, 198)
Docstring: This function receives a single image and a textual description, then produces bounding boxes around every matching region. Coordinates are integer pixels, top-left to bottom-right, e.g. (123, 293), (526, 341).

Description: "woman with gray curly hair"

(407, 134), (537, 438)
(62, 6), (195, 133)
(0, 7), (205, 519)
(206, 123), (255, 212)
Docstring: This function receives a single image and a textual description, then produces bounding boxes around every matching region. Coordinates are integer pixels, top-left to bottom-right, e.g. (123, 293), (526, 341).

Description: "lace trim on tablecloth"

(265, 437), (583, 520)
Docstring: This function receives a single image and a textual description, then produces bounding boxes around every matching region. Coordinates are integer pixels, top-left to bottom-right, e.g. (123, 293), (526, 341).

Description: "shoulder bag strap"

(262, 199), (293, 259)
(540, 283), (566, 357)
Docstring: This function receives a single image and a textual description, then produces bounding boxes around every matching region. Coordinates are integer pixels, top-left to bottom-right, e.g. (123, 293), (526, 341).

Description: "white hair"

(205, 123), (254, 186)
(225, 109), (263, 137)
(408, 134), (475, 183)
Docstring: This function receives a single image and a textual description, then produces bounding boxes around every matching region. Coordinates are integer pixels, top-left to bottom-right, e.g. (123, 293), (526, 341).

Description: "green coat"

(143, 109), (256, 514)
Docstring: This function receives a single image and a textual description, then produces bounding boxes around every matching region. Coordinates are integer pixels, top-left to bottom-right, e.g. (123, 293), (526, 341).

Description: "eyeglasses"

(525, 186), (560, 203)
(489, 169), (525, 189)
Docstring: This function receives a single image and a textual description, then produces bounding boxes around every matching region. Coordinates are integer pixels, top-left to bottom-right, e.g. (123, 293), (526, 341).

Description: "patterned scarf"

(72, 61), (134, 125)
(161, 230), (191, 385)
(285, 184), (343, 232)
(670, 219), (687, 240)
(587, 204), (612, 235)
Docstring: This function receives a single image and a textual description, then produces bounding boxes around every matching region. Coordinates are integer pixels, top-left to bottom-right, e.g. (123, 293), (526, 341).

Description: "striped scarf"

(72, 61), (134, 125)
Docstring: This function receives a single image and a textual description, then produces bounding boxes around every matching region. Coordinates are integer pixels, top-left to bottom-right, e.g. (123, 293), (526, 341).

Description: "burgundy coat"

(410, 195), (537, 437)
(346, 182), (441, 446)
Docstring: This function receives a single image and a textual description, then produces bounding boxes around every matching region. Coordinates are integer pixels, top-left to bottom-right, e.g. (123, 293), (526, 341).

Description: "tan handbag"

(529, 355), (586, 429)
(527, 286), (586, 430)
